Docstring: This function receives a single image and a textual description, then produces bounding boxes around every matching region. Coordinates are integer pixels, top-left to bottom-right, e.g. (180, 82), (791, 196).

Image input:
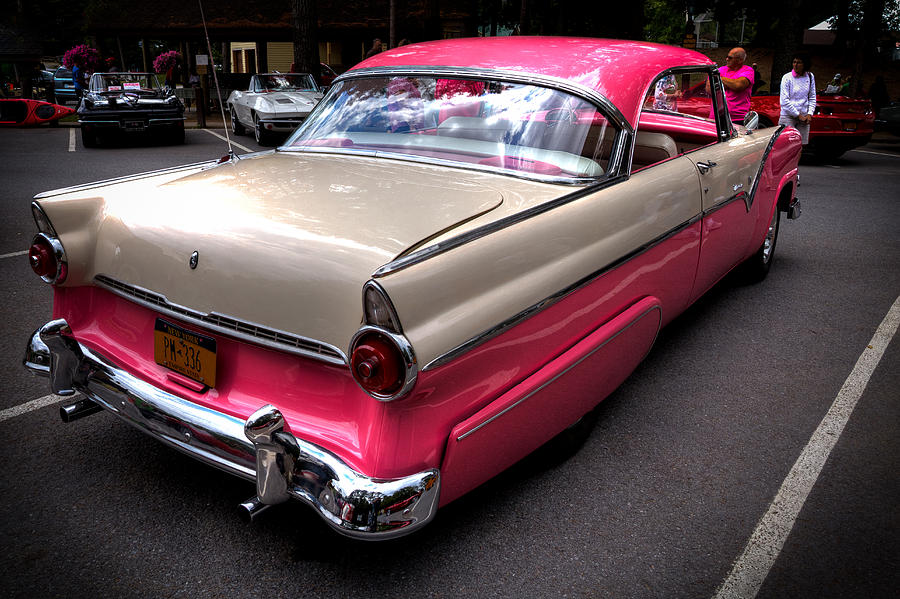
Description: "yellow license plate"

(154, 318), (217, 387)
(843, 121), (857, 131)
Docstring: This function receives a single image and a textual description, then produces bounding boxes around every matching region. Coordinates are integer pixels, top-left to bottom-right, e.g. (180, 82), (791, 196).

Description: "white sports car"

(226, 73), (323, 144)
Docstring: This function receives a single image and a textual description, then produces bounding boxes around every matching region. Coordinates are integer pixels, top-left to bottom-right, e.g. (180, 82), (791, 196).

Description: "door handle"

(697, 160), (717, 174)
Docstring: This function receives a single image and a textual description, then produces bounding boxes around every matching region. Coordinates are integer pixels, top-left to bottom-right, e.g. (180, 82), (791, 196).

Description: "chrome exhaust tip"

(60, 398), (103, 423)
(238, 496), (272, 523)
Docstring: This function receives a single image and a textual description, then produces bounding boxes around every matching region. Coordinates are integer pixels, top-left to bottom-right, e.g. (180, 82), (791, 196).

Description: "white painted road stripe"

(0, 393), (72, 424)
(68, 128), (76, 152)
(850, 148), (900, 158)
(1, 250), (27, 260)
(201, 129), (253, 153)
(713, 294), (900, 599)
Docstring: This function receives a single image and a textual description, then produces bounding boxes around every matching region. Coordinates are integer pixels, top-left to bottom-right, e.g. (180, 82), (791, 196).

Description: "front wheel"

(254, 114), (270, 145)
(230, 107), (245, 135)
(740, 208), (780, 282)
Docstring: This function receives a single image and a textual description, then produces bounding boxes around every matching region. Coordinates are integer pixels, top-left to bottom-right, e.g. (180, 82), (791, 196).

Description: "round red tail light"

(29, 240), (57, 278)
(351, 332), (404, 396)
(28, 233), (67, 284)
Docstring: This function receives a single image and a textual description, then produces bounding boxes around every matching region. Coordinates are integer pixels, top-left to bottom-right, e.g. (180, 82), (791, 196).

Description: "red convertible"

(24, 38), (802, 539)
(750, 93), (874, 160)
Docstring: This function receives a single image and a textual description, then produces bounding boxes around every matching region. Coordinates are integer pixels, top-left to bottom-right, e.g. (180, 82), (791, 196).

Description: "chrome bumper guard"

(24, 319), (440, 539)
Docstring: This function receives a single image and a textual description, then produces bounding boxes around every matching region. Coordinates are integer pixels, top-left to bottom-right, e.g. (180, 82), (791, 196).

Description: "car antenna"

(198, 0), (234, 161)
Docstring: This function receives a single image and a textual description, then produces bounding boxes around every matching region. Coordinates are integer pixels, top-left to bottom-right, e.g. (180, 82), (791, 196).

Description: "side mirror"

(743, 111), (759, 131)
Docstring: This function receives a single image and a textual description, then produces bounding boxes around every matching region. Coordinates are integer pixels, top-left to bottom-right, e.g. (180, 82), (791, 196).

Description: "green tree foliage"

(644, 0), (689, 45)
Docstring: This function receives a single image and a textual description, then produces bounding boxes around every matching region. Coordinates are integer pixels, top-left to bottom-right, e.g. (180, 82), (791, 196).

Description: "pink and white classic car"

(24, 38), (802, 539)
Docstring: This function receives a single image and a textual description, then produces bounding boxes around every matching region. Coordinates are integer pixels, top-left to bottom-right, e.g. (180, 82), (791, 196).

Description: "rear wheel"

(170, 125), (185, 145)
(741, 208), (780, 282)
(81, 126), (97, 147)
(812, 145), (847, 162)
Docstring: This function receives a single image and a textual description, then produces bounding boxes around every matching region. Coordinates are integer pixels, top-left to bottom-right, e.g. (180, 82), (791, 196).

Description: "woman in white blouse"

(779, 54), (816, 145)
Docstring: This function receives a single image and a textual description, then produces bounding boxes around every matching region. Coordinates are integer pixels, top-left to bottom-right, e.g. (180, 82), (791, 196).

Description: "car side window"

(633, 70), (721, 170)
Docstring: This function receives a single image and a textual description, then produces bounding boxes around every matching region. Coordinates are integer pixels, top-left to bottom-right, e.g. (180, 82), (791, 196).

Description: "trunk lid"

(54, 152), (506, 354)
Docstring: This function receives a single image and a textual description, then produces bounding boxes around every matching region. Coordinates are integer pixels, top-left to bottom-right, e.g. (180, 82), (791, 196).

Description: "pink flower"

(62, 45), (101, 70)
(153, 51), (182, 74)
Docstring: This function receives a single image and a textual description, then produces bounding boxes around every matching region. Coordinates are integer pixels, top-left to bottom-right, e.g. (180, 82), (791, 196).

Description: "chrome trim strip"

(374, 174), (627, 279)
(423, 215), (700, 371)
(33, 160), (220, 200)
(24, 321), (440, 539)
(30, 202), (58, 236)
(279, 145), (601, 187)
(361, 280), (404, 332)
(258, 118), (307, 126)
(702, 191), (751, 217)
(745, 125), (786, 210)
(77, 119), (122, 125)
(93, 275), (347, 365)
(456, 303), (661, 441)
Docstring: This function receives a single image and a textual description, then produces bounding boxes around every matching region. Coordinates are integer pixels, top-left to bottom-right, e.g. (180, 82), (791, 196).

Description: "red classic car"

(750, 93), (874, 159)
(24, 37), (801, 539)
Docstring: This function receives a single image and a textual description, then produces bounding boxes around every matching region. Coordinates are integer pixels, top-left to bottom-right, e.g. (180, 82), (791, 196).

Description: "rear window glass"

(285, 76), (619, 180)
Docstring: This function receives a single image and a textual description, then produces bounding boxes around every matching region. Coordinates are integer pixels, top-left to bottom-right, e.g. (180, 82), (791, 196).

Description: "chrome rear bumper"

(24, 319), (440, 539)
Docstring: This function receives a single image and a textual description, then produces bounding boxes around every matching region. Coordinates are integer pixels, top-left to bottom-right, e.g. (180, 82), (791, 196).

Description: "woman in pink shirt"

(718, 47), (754, 122)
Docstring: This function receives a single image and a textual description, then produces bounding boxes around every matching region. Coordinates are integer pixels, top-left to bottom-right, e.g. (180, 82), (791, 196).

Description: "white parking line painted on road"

(713, 295), (900, 599)
(0, 393), (72, 424)
(68, 128), (76, 152)
(850, 148), (900, 158)
(201, 129), (253, 153)
(1, 250), (27, 260)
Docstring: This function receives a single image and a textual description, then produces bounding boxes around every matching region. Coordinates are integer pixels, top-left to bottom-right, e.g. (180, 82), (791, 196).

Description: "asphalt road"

(1, 126), (897, 599)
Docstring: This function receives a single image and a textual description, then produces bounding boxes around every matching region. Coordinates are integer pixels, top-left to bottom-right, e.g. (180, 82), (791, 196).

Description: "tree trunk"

(769, 0), (802, 95)
(390, 0), (396, 48)
(424, 0), (441, 41)
(519, 0), (527, 35)
(292, 0), (319, 84)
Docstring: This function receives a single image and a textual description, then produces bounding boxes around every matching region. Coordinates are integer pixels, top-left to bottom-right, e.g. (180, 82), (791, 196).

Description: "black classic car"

(78, 72), (185, 146)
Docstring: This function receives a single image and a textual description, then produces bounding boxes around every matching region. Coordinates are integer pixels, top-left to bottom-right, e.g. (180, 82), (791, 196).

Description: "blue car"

(52, 67), (76, 104)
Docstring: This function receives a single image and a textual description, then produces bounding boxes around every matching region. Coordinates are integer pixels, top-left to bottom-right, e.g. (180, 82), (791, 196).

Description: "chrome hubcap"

(762, 211), (778, 263)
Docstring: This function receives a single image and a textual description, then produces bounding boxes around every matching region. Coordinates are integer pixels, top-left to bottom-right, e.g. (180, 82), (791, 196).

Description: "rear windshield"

(285, 76), (618, 180)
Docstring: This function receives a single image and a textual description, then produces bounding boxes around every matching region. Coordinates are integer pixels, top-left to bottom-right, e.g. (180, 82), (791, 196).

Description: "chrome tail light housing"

(349, 281), (417, 401)
(29, 202), (67, 284)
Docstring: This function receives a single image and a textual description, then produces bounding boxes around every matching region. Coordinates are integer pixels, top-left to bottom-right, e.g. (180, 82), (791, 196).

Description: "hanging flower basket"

(62, 45), (102, 70)
(153, 51), (182, 74)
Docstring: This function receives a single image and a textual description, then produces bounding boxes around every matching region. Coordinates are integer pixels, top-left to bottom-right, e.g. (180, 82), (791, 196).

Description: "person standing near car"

(72, 57), (86, 103)
(718, 47), (754, 122)
(778, 54), (816, 146)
